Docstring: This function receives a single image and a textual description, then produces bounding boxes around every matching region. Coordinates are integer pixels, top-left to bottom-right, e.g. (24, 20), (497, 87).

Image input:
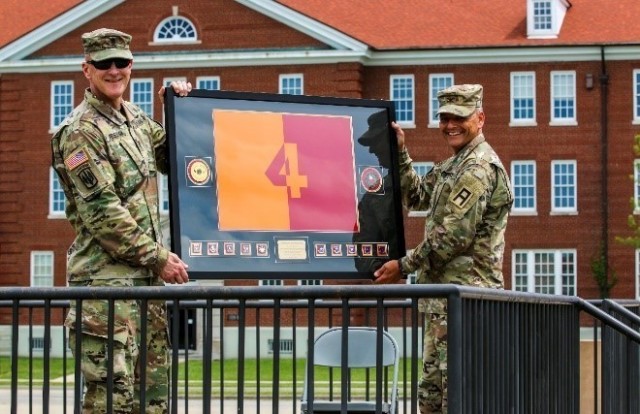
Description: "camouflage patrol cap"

(437, 84), (483, 117)
(81, 28), (133, 62)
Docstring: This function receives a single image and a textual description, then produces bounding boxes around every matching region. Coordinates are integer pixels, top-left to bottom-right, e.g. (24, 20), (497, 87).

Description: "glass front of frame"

(165, 90), (405, 279)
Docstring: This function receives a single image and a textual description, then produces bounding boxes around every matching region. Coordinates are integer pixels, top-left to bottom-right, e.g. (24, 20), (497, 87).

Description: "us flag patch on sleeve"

(64, 149), (89, 171)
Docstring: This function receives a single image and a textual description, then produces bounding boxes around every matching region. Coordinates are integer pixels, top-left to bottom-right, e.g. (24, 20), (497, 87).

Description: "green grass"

(0, 356), (415, 398)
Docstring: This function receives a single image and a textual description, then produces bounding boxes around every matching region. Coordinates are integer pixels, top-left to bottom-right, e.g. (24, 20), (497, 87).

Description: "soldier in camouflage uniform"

(373, 84), (513, 413)
(51, 28), (192, 414)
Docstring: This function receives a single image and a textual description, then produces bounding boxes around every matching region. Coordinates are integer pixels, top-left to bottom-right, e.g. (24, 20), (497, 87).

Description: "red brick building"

(1, 0), (640, 300)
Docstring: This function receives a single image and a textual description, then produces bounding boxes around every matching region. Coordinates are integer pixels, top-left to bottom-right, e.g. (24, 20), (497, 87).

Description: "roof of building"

(1, 0), (638, 52)
(276, 0), (640, 49)
(0, 0), (81, 46)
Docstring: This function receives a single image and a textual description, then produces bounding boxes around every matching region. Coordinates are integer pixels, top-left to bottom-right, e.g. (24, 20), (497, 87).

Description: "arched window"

(154, 16), (197, 43)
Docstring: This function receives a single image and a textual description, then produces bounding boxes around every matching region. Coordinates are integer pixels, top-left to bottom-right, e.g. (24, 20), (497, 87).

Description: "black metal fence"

(0, 284), (638, 413)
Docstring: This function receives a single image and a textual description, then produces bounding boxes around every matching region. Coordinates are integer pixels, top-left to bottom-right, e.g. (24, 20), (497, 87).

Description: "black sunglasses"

(86, 58), (132, 70)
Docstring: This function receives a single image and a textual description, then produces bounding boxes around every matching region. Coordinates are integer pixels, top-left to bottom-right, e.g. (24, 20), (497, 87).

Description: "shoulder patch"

(448, 172), (486, 215)
(64, 149), (90, 171)
(66, 147), (109, 199)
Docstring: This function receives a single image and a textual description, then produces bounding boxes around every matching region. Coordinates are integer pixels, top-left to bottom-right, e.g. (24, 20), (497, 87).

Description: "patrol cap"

(437, 84), (483, 117)
(358, 111), (388, 146)
(82, 28), (133, 62)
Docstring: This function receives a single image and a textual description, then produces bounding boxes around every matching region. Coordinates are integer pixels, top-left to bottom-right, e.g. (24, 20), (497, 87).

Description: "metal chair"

(300, 327), (399, 414)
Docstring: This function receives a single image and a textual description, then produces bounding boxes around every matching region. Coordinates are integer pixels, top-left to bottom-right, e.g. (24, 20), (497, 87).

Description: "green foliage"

(590, 243), (617, 299)
(612, 132), (640, 295)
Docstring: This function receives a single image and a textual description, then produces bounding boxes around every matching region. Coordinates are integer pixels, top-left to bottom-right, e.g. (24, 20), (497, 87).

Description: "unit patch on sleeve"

(448, 172), (485, 216)
(66, 147), (109, 199)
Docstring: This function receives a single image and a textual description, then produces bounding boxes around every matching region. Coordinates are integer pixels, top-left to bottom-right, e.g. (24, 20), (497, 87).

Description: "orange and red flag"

(213, 109), (358, 232)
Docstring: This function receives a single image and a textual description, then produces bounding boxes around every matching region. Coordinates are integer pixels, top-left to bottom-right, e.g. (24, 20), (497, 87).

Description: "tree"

(590, 242), (617, 299)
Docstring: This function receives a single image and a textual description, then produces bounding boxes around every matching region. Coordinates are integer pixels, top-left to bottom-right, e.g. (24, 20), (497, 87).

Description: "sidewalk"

(0, 388), (298, 413)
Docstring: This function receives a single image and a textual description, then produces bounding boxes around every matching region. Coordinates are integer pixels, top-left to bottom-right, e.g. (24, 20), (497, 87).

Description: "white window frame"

(260, 279), (283, 286)
(279, 74), (303, 95)
(49, 168), (66, 218)
(390, 75), (415, 128)
(633, 70), (640, 124)
(636, 249), (640, 300)
(130, 78), (154, 117)
(197, 76), (221, 91)
(31, 251), (54, 287)
(407, 162), (434, 217)
(158, 174), (170, 215)
(405, 249), (417, 284)
(298, 279), (322, 286)
(512, 249), (577, 296)
(511, 161), (537, 215)
(526, 0), (568, 39)
(551, 160), (577, 214)
(510, 72), (537, 126)
(152, 15), (199, 45)
(50, 81), (74, 131)
(634, 159), (640, 214)
(428, 73), (454, 127)
(550, 71), (577, 126)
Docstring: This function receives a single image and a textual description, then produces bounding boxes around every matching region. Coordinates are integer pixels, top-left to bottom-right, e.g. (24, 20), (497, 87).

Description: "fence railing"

(0, 284), (638, 413)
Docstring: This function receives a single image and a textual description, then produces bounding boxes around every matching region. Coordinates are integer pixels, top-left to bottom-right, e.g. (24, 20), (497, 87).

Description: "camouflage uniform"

(51, 28), (171, 414)
(397, 85), (513, 413)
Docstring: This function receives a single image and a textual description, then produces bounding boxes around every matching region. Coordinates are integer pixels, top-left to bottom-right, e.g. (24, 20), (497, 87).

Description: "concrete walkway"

(0, 388), (299, 413)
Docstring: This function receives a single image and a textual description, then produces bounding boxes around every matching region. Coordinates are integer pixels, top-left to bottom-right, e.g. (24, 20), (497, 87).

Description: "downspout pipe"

(600, 46), (610, 287)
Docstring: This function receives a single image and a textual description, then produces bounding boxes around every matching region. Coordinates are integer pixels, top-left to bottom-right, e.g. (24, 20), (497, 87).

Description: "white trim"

(2, 45), (640, 74)
(512, 249), (577, 295)
(30, 251), (54, 287)
(510, 71), (536, 125)
(511, 160), (537, 215)
(550, 70), (577, 125)
(550, 159), (578, 214)
(196, 76), (221, 90)
(634, 69), (640, 123)
(0, 0), (124, 61)
(153, 15), (198, 44)
(279, 73), (304, 95)
(428, 73), (454, 124)
(48, 167), (66, 219)
(390, 74), (415, 126)
(636, 249), (640, 300)
(130, 78), (155, 117)
(235, 0), (368, 52)
(634, 159), (640, 214)
(50, 80), (73, 130)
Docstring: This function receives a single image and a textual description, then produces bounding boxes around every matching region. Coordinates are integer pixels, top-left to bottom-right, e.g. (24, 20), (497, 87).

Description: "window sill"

(397, 122), (416, 129)
(509, 121), (538, 127)
(509, 210), (538, 216)
(549, 120), (578, 127)
(549, 210), (578, 216)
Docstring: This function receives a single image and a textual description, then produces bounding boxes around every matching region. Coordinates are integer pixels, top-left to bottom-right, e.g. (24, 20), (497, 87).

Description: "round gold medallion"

(187, 158), (211, 185)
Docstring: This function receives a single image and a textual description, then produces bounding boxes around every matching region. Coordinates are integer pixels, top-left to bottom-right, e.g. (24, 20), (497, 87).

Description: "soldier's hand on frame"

(372, 259), (403, 284)
(391, 121), (405, 151)
(158, 80), (193, 105)
(160, 252), (190, 284)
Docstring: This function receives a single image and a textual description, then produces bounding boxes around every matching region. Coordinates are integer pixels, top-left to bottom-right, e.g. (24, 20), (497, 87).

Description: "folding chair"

(300, 327), (399, 414)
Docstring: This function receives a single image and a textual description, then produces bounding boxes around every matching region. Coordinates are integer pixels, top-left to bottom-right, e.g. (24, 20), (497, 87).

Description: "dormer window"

(527, 0), (571, 39)
(152, 7), (200, 45)
(533, 1), (552, 31)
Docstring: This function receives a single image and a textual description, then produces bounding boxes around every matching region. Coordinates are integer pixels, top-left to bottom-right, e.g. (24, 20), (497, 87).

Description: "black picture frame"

(164, 89), (405, 280)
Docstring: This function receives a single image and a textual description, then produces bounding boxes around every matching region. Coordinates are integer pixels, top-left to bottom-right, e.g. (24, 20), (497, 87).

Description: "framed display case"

(164, 89), (405, 279)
